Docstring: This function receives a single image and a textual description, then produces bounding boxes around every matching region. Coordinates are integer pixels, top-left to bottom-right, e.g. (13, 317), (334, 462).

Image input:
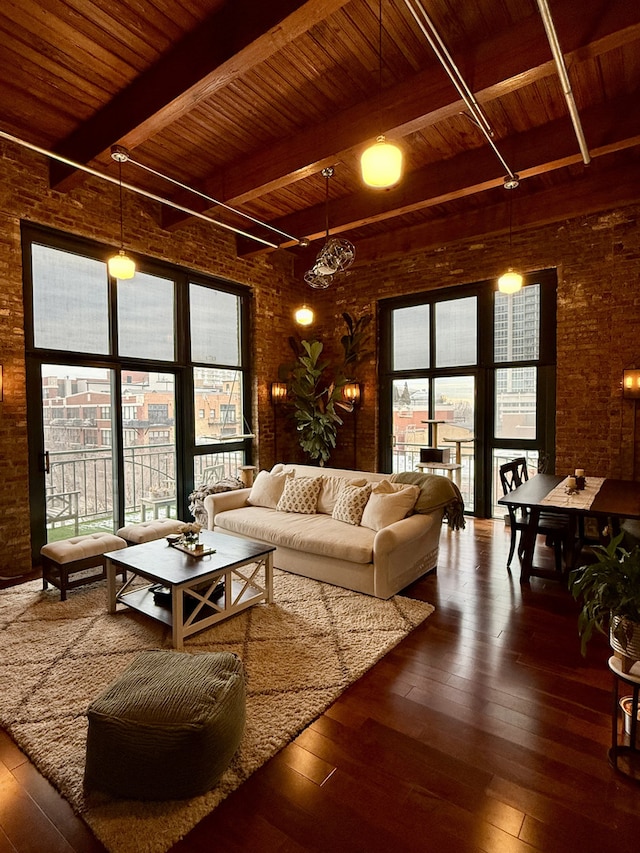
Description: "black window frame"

(22, 223), (252, 560)
(379, 269), (557, 517)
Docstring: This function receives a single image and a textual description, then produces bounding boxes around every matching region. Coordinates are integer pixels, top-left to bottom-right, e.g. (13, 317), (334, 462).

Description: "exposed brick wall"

(0, 140), (297, 576)
(324, 206), (640, 477)
(2, 136), (640, 577)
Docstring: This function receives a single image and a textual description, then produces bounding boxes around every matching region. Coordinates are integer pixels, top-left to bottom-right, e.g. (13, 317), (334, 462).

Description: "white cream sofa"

(204, 463), (460, 599)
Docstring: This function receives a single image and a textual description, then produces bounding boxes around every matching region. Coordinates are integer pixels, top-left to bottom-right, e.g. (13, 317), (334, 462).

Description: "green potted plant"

(282, 312), (372, 466)
(288, 338), (350, 466)
(569, 531), (640, 670)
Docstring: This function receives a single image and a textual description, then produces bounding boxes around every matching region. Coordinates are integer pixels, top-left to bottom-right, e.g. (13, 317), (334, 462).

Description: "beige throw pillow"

(317, 476), (367, 514)
(247, 469), (292, 508)
(332, 482), (372, 525)
(317, 476), (343, 515)
(276, 476), (322, 514)
(360, 480), (420, 531)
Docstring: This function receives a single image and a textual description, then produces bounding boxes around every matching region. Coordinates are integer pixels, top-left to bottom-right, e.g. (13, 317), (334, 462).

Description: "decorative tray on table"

(166, 536), (216, 558)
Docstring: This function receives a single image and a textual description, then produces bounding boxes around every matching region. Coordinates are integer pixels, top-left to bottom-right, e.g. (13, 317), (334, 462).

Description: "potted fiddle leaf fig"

(283, 311), (372, 466)
(569, 531), (640, 668)
(288, 338), (349, 466)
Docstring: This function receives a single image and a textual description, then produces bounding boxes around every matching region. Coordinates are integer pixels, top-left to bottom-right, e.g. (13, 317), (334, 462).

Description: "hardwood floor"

(2, 519), (639, 852)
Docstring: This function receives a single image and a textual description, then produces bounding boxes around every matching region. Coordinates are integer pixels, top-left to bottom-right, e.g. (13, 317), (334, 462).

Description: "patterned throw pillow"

(332, 483), (372, 525)
(276, 476), (322, 514)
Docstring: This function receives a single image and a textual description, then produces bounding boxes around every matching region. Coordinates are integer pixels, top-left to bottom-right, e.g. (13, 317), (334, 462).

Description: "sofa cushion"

(276, 476), (322, 514)
(247, 469), (292, 508)
(360, 481), (420, 532)
(332, 482), (372, 526)
(317, 475), (367, 514)
(215, 507), (374, 564)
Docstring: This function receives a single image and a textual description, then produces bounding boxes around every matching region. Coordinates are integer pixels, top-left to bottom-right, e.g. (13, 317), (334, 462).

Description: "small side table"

(608, 655), (640, 782)
(238, 465), (257, 487)
(415, 461), (462, 485)
(140, 495), (177, 520)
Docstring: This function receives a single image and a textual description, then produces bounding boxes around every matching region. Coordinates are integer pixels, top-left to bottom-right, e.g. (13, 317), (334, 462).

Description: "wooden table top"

(104, 529), (275, 586)
(498, 473), (640, 520)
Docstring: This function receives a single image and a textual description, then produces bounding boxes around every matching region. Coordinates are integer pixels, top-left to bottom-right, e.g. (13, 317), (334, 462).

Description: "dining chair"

(499, 457), (570, 573)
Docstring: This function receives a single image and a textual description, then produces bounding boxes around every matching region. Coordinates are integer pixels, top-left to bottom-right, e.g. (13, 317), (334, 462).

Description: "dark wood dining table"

(497, 474), (640, 583)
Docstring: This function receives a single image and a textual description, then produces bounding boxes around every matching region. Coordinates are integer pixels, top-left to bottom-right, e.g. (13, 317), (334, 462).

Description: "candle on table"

(575, 468), (584, 478)
(567, 476), (577, 489)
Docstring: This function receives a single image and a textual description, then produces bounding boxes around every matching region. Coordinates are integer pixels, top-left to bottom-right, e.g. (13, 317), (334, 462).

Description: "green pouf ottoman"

(84, 650), (245, 800)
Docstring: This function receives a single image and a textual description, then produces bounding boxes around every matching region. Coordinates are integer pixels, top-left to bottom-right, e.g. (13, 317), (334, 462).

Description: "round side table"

(608, 655), (640, 782)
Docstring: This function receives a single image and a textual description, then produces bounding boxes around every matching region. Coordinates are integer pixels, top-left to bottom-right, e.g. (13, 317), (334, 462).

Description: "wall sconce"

(342, 382), (361, 406)
(623, 369), (640, 399)
(271, 381), (287, 404)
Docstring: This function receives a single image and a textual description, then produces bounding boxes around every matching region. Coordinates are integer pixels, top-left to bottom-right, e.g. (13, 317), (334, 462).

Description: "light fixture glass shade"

(304, 270), (333, 289)
(108, 249), (136, 280)
(294, 305), (314, 325)
(623, 369), (640, 398)
(314, 237), (356, 275)
(361, 135), (403, 188)
(498, 269), (523, 294)
(343, 382), (361, 405)
(271, 381), (288, 403)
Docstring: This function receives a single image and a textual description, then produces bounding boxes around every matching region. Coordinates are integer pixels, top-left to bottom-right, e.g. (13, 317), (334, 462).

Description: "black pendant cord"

(321, 166), (334, 241)
(377, 0), (383, 133)
(118, 160), (124, 250)
(325, 172), (330, 240)
(508, 191), (513, 263)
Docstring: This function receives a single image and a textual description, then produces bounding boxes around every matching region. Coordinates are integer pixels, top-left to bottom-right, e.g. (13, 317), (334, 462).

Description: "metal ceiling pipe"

(535, 0), (591, 165)
(403, 0), (519, 182)
(0, 129), (297, 248)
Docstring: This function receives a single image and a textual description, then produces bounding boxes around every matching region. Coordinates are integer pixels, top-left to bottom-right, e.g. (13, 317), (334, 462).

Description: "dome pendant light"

(498, 176), (523, 294)
(497, 269), (523, 294)
(361, 135), (403, 188)
(361, 1), (403, 189)
(294, 304), (314, 326)
(107, 146), (136, 280)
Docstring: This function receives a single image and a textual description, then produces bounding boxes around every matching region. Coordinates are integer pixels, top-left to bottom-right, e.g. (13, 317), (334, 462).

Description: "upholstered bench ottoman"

(116, 518), (184, 545)
(84, 650), (246, 800)
(41, 532), (128, 601)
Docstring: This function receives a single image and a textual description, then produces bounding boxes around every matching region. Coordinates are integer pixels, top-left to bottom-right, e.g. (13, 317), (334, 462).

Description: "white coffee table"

(104, 530), (275, 649)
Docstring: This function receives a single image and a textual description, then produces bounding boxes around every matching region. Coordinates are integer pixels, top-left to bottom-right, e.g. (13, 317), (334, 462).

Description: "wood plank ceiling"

(1, 0), (639, 272)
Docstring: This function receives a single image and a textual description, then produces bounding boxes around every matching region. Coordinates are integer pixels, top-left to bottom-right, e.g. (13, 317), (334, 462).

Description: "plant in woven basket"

(569, 531), (640, 660)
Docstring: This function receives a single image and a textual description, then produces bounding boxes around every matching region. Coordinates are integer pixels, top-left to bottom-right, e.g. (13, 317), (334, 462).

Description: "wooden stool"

(41, 532), (128, 601)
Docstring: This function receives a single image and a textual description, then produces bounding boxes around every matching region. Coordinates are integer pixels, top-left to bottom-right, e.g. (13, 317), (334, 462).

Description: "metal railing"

(45, 445), (244, 531)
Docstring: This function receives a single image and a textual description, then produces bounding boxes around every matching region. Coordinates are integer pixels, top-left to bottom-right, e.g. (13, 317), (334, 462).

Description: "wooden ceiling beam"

(236, 92), (640, 256)
(49, 0), (352, 192)
(163, 0), (640, 230)
(346, 159), (640, 268)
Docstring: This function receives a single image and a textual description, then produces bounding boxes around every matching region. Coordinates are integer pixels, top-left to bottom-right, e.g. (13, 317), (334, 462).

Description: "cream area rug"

(0, 569), (433, 853)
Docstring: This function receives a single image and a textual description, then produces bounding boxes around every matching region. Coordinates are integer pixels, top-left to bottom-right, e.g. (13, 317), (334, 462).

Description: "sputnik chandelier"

(304, 167), (355, 289)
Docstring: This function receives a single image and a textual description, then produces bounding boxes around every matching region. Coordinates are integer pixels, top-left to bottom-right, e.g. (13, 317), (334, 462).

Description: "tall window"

(380, 271), (557, 517)
(23, 224), (251, 560)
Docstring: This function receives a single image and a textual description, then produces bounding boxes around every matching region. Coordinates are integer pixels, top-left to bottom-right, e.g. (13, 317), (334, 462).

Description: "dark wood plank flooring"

(2, 519), (639, 852)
